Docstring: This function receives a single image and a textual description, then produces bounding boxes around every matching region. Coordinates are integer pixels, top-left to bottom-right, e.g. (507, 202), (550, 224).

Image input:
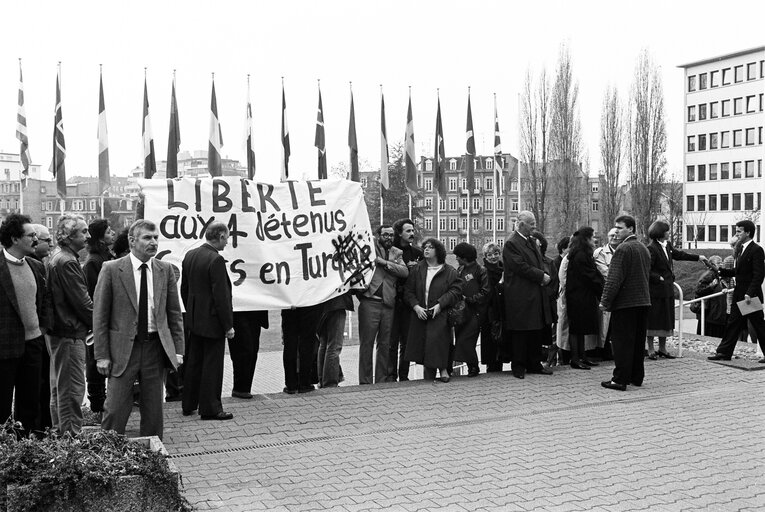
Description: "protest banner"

(139, 177), (375, 310)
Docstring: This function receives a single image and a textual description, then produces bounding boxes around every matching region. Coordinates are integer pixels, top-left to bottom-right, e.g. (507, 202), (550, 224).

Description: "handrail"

(674, 285), (733, 357)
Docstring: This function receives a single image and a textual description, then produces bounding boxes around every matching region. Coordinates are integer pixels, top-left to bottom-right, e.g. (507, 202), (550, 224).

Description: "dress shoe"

(529, 367), (553, 375)
(512, 369), (526, 379)
(165, 395), (182, 402)
(570, 361), (591, 370)
(283, 387), (298, 395)
(182, 409), (196, 416)
(231, 390), (253, 399)
(298, 385), (315, 394)
(707, 354), (731, 361)
(601, 380), (627, 391)
(646, 352), (658, 360)
(759, 358), (765, 364)
(201, 411), (234, 421)
(439, 375), (450, 383)
(582, 359), (599, 367)
(630, 381), (642, 387)
(467, 367), (479, 378)
(656, 350), (676, 359)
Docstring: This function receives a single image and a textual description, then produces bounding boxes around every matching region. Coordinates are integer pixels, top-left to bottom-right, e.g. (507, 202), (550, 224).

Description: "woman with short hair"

(452, 242), (489, 377)
(480, 242), (505, 372)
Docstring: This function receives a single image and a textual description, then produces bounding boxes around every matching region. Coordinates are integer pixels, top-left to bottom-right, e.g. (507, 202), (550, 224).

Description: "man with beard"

(358, 224), (407, 384)
(387, 218), (422, 381)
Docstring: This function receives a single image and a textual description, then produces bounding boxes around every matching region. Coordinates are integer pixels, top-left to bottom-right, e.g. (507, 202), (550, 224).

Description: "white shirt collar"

(129, 252), (153, 271)
(741, 239), (753, 253)
(3, 248), (24, 263)
(516, 230), (528, 241)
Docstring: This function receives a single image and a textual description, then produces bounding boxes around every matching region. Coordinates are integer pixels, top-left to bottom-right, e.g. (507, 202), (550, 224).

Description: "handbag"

(447, 300), (467, 327)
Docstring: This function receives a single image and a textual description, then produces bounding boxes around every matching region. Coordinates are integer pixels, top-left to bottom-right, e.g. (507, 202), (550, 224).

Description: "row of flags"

(14, 62), (510, 201)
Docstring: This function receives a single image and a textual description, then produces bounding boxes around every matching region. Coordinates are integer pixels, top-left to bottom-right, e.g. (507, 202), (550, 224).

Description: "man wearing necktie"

(503, 211), (554, 379)
(94, 220), (184, 439)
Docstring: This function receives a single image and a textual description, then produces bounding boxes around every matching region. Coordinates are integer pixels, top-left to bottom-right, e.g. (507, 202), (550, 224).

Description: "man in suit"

(94, 219), (184, 439)
(228, 310), (268, 399)
(503, 211), (554, 379)
(30, 223), (53, 431)
(181, 222), (235, 420)
(0, 214), (49, 436)
(357, 225), (408, 384)
(709, 220), (765, 362)
(599, 215), (651, 391)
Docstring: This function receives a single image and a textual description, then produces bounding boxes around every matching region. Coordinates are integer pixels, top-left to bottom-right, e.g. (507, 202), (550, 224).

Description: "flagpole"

(59, 61), (65, 216)
(517, 92), (522, 221)
(380, 84), (384, 226)
(466, 86), (471, 245)
(436, 88), (440, 241)
(18, 58), (24, 214)
(493, 93), (497, 243)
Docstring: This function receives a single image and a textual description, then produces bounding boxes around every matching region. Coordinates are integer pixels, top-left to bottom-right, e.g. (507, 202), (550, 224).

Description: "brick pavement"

(124, 349), (765, 511)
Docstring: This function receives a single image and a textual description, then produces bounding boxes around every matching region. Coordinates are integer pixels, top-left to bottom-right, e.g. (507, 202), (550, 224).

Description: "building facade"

(680, 47), (765, 249)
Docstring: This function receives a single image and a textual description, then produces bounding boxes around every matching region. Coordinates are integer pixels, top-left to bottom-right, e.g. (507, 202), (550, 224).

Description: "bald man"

(30, 224), (53, 263)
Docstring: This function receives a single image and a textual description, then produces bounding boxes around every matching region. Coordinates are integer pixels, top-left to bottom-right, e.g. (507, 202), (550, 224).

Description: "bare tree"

(599, 85), (624, 230)
(663, 176), (684, 247)
(626, 49), (667, 238)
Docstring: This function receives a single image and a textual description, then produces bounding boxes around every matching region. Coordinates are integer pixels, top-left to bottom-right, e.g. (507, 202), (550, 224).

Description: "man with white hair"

(30, 224), (53, 263)
(593, 227), (623, 357)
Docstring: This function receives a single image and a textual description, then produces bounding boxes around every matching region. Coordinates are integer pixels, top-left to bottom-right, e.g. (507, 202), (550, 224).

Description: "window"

(709, 195), (717, 211)
(733, 130), (742, 147)
(448, 238), (456, 251)
(485, 159), (493, 169)
(686, 165), (695, 181)
(511, 199), (519, 211)
(745, 193), (754, 210)
(747, 62), (757, 80)
(687, 106), (696, 121)
(485, 217), (493, 231)
(733, 193), (741, 210)
(710, 132), (718, 149)
(460, 178), (467, 190)
(688, 75), (697, 91)
(698, 134), (707, 151)
(746, 128), (755, 146)
(425, 160), (432, 171)
(424, 217), (433, 231)
(734, 97), (743, 115)
(439, 217), (446, 231)
(760, 159), (763, 177)
(735, 65), (744, 82)
(47, 201), (53, 211)
(721, 225), (729, 242)
(747, 95), (757, 113)
(449, 160), (457, 171)
(721, 194), (729, 210)
(40, 202), (46, 211)
(484, 177), (493, 191)
(697, 195), (706, 211)
(721, 131), (730, 148)
(484, 197), (493, 211)
(473, 178), (480, 191)
(460, 197), (468, 210)
(686, 226), (695, 242)
(687, 136), (695, 152)
(89, 200), (97, 211)
(746, 160), (755, 178)
(472, 197), (480, 210)
(497, 218), (505, 231)
(448, 197), (457, 210)
(591, 200), (599, 212)
(46, 217), (53, 229)
(710, 101), (719, 118)
(721, 100), (730, 117)
(497, 197), (505, 211)
(698, 103), (707, 120)
(510, 181), (518, 191)
(699, 73), (707, 89)
(709, 163), (718, 180)
(449, 217), (458, 231)
(460, 217), (467, 230)
(697, 164), (706, 180)
(425, 197), (433, 211)
(591, 182), (599, 193)
(710, 70), (719, 87)
(686, 196), (694, 211)
(424, 178), (432, 191)
(439, 198), (446, 211)
(696, 226), (706, 242)
(360, 177), (368, 188)
(761, 94), (764, 112)
(733, 161), (742, 178)
(448, 177), (457, 192)
(762, 60), (765, 78)
(722, 67), (731, 85)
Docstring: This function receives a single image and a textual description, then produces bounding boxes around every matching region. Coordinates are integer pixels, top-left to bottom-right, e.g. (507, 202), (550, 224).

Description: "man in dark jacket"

(599, 215), (651, 390)
(181, 222), (234, 420)
(504, 211), (554, 379)
(317, 293), (353, 388)
(47, 214), (93, 434)
(228, 310), (268, 399)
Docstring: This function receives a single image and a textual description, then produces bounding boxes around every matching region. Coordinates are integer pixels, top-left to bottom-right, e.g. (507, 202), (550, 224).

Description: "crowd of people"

(2, 209), (764, 440)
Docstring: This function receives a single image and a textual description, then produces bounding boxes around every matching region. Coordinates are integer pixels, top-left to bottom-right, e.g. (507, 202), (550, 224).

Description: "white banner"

(139, 177), (375, 311)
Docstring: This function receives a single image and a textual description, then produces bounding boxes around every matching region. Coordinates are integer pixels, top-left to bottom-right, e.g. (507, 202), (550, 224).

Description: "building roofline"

(677, 46), (765, 69)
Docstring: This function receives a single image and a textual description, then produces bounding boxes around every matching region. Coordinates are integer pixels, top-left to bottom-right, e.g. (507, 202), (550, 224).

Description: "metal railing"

(673, 282), (732, 357)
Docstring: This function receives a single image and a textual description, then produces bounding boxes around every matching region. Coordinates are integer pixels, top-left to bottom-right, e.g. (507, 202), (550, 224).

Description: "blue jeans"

(47, 335), (86, 435)
(318, 310), (346, 387)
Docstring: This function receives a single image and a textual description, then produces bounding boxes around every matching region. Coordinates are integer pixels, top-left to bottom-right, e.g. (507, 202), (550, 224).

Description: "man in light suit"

(94, 219), (184, 439)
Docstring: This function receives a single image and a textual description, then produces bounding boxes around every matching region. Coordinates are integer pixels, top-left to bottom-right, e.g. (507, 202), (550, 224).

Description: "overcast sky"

(2, 0), (763, 184)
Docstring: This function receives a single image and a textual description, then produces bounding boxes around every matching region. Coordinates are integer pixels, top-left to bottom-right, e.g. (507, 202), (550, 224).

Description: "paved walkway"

(124, 341), (765, 511)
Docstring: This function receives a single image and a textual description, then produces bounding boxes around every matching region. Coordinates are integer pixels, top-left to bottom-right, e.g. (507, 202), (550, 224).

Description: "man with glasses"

(30, 224), (54, 263)
(30, 224), (53, 431)
(593, 227), (622, 359)
(357, 224), (408, 384)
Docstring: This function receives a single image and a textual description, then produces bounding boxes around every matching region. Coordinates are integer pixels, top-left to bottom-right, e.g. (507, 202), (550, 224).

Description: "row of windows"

(686, 224), (761, 243)
(688, 60), (764, 92)
(0, 200), (19, 210)
(687, 94), (764, 121)
(686, 192), (760, 212)
(430, 237), (507, 252)
(424, 217), (510, 233)
(423, 158), (507, 172)
(687, 160), (763, 181)
(687, 127), (763, 151)
(424, 196), (515, 212)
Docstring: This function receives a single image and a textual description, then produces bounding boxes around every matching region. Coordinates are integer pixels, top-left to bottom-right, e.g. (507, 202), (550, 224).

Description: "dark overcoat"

(647, 240), (700, 298)
(0, 255), (49, 360)
(503, 232), (553, 331)
(403, 261), (462, 369)
(565, 248), (604, 335)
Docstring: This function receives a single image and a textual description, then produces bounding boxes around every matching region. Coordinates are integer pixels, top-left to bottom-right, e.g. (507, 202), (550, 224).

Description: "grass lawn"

(673, 247), (733, 299)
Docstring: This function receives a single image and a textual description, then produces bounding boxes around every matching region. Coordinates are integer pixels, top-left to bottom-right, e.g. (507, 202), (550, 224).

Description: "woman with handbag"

(404, 239), (462, 383)
(452, 243), (489, 377)
(480, 242), (505, 372)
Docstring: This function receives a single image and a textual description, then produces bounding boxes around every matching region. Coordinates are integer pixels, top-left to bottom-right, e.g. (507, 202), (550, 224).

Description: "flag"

(465, 92), (476, 193)
(208, 78), (223, 177)
(16, 61), (31, 185)
(405, 93), (417, 196)
(315, 86), (327, 179)
(50, 66), (66, 199)
(281, 84), (290, 181)
(348, 90), (359, 182)
(494, 98), (503, 194)
(245, 80), (255, 179)
(380, 92), (389, 190)
(97, 68), (110, 194)
(434, 97), (446, 197)
(142, 77), (156, 178)
(167, 75), (181, 178)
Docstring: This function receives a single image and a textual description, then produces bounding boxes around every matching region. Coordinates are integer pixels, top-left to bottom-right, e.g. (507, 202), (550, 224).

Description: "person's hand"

(176, 354), (184, 365)
(542, 273), (551, 286)
(96, 359), (111, 377)
(745, 294), (752, 305)
(699, 255), (708, 263)
(431, 304), (442, 317)
(659, 276), (665, 281)
(407, 260), (418, 268)
(598, 303), (606, 312)
(414, 305), (428, 321)
(375, 256), (387, 266)
(225, 328), (235, 339)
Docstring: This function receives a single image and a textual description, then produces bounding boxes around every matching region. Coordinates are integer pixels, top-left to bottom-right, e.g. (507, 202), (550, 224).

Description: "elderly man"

(30, 224), (53, 263)
(47, 214), (93, 434)
(593, 227), (622, 358)
(503, 211), (554, 379)
(0, 214), (49, 436)
(30, 223), (53, 430)
(94, 220), (184, 438)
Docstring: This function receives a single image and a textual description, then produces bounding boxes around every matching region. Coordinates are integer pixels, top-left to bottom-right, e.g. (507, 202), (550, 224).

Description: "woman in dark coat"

(404, 238), (462, 382)
(452, 243), (489, 377)
(480, 242), (505, 372)
(646, 220), (708, 359)
(565, 227), (603, 369)
(694, 255), (727, 338)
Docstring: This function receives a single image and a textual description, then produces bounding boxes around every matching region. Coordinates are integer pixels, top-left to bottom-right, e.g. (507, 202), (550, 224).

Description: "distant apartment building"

(679, 47), (765, 249)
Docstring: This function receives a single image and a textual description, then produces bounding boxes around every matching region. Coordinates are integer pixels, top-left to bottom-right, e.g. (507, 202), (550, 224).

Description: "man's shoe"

(582, 359), (599, 367)
(201, 411), (234, 421)
(529, 367), (553, 375)
(467, 367), (479, 378)
(512, 369), (525, 379)
(601, 380), (627, 391)
(707, 353), (731, 361)
(570, 361), (591, 370)
(656, 350), (676, 359)
(231, 390), (253, 399)
(759, 358), (765, 364)
(630, 381), (642, 387)
(298, 385), (315, 394)
(165, 395), (182, 402)
(182, 409), (196, 416)
(283, 387), (298, 395)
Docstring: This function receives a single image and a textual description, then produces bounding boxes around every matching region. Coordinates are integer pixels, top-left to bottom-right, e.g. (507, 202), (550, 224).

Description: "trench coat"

(503, 231), (554, 331)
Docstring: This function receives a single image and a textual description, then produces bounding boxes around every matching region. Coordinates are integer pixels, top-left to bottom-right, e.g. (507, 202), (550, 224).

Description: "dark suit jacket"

(0, 254), (49, 360)
(503, 231), (553, 331)
(647, 240), (699, 298)
(181, 243), (233, 338)
(718, 241), (765, 304)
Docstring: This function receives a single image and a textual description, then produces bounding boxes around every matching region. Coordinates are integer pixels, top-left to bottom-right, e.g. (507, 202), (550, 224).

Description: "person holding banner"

(281, 305), (322, 394)
(181, 222), (235, 420)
